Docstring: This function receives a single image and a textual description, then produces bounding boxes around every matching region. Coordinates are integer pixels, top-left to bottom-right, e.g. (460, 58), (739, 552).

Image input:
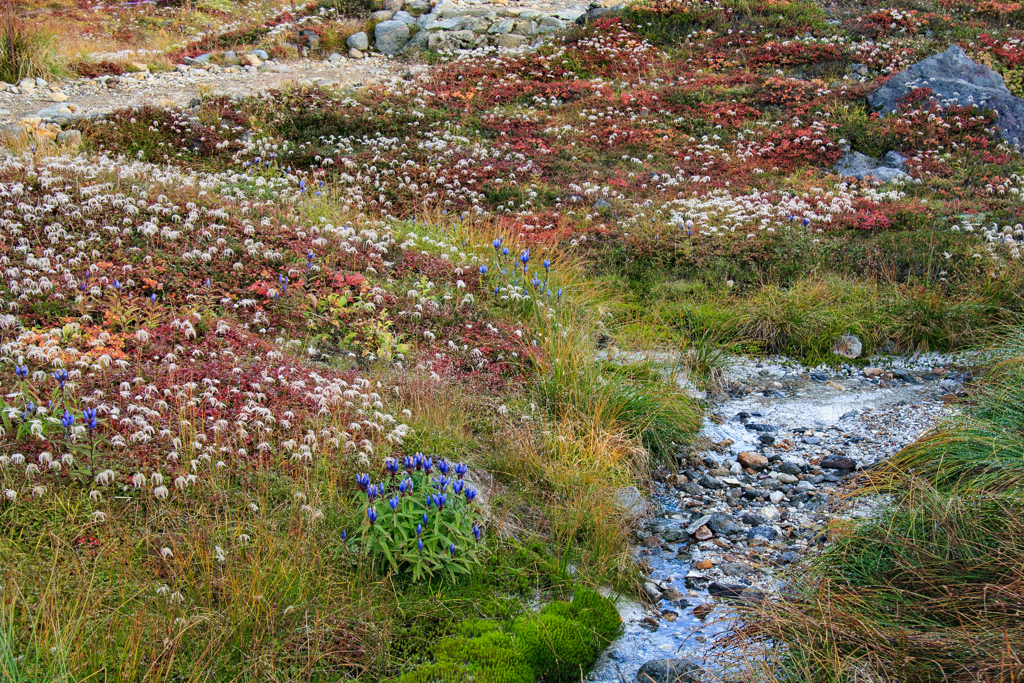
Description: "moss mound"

(396, 590), (622, 683)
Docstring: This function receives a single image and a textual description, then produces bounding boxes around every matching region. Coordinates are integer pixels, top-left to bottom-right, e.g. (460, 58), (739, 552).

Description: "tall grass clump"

(726, 331), (1024, 682)
(883, 329), (1024, 491)
(0, 10), (63, 83)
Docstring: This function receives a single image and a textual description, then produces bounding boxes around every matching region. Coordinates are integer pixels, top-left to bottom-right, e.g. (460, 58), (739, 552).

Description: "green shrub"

(0, 25), (63, 83)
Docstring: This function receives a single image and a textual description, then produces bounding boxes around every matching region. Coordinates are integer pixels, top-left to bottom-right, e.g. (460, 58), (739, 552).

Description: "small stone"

(695, 560), (713, 570)
(737, 451), (768, 472)
(17, 78), (35, 92)
(708, 581), (749, 599)
(250, 49), (269, 60)
(328, 52), (343, 62)
(706, 512), (742, 536)
(241, 54), (261, 67)
(769, 490), (785, 504)
(49, 92), (67, 102)
(747, 526), (778, 542)
(760, 505), (781, 521)
(776, 473), (799, 485)
(820, 455), (857, 471)
(643, 581), (664, 602)
(694, 525), (713, 541)
(349, 48), (364, 59)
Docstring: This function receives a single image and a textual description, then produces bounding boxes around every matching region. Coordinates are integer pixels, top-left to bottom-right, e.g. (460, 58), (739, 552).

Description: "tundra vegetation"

(0, 0), (1023, 679)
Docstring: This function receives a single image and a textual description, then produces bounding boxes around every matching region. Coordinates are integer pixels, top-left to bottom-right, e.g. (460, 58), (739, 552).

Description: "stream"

(587, 353), (968, 682)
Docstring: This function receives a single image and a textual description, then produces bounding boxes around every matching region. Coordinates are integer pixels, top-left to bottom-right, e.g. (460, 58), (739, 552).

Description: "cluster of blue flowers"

(484, 237), (563, 301)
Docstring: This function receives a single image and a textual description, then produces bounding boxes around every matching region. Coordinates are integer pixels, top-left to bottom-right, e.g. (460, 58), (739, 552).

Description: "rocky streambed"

(592, 354), (969, 682)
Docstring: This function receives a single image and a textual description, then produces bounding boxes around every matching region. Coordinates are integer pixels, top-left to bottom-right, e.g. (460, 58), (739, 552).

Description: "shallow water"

(586, 353), (958, 681)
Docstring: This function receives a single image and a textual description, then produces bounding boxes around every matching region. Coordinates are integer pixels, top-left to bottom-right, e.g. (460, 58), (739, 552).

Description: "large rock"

(737, 451), (769, 472)
(375, 20), (411, 54)
(497, 33), (528, 49)
(427, 29), (476, 52)
(346, 31), (369, 51)
(636, 658), (704, 683)
(834, 151), (908, 182)
(832, 333), (863, 359)
(868, 44), (1024, 147)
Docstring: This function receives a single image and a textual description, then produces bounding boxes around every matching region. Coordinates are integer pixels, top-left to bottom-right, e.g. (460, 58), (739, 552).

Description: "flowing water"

(587, 354), (964, 681)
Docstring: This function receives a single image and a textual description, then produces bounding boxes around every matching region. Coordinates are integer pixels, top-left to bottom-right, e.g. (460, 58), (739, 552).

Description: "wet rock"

(694, 525), (713, 541)
(708, 581), (750, 599)
(778, 461), (803, 476)
(347, 31), (369, 51)
(697, 473), (724, 490)
(868, 44), (1024, 147)
(832, 333), (863, 359)
(636, 658), (705, 683)
(776, 472), (799, 484)
(643, 581), (664, 602)
(820, 455), (857, 471)
(706, 512), (743, 536)
(686, 514), (712, 535)
(737, 451), (769, 472)
(748, 526), (778, 542)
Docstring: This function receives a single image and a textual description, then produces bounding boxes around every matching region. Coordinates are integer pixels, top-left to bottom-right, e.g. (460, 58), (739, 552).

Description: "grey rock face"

(427, 29), (476, 52)
(868, 45), (1024, 147)
(375, 20), (412, 54)
(834, 151), (909, 183)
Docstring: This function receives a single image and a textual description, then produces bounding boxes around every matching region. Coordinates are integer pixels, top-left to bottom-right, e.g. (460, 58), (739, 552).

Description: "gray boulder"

(868, 45), (1024, 147)
(427, 29), (476, 52)
(832, 333), (862, 359)
(56, 129), (82, 146)
(496, 33), (528, 49)
(834, 151), (908, 182)
(636, 658), (704, 683)
(249, 49), (269, 60)
(346, 31), (369, 51)
(392, 10), (417, 24)
(375, 20), (411, 54)
(402, 29), (429, 53)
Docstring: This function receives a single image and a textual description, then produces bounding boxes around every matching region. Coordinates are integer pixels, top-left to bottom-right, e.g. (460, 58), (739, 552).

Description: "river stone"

(698, 473), (724, 490)
(370, 9), (396, 22)
(834, 151), (908, 182)
(868, 44), (1024, 147)
(249, 49), (269, 60)
(685, 514), (712, 536)
(616, 486), (652, 520)
(636, 658), (704, 683)
(708, 581), (749, 599)
(706, 512), (742, 536)
(748, 526), (778, 542)
(643, 581), (664, 602)
(392, 10), (416, 24)
(820, 455), (857, 471)
(737, 451), (768, 472)
(832, 333), (863, 359)
(347, 31), (369, 50)
(739, 511), (766, 526)
(375, 20), (411, 54)
(694, 525), (713, 541)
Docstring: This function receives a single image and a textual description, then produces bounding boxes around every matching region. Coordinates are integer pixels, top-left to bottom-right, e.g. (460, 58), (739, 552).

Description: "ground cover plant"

(2, 0), (1024, 678)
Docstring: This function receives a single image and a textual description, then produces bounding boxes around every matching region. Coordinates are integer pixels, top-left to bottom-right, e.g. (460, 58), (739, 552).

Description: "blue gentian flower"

(389, 496), (399, 512)
(452, 480), (464, 496)
(61, 410), (74, 430)
(465, 488), (477, 504)
(473, 524), (481, 542)
(449, 543), (456, 558)
(454, 463), (467, 479)
(418, 538), (423, 553)
(543, 259), (551, 271)
(14, 365), (27, 379)
(479, 265), (488, 275)
(367, 507), (377, 525)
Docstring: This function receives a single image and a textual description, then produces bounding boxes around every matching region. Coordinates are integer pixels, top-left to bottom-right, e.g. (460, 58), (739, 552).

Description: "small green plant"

(351, 455), (484, 582)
